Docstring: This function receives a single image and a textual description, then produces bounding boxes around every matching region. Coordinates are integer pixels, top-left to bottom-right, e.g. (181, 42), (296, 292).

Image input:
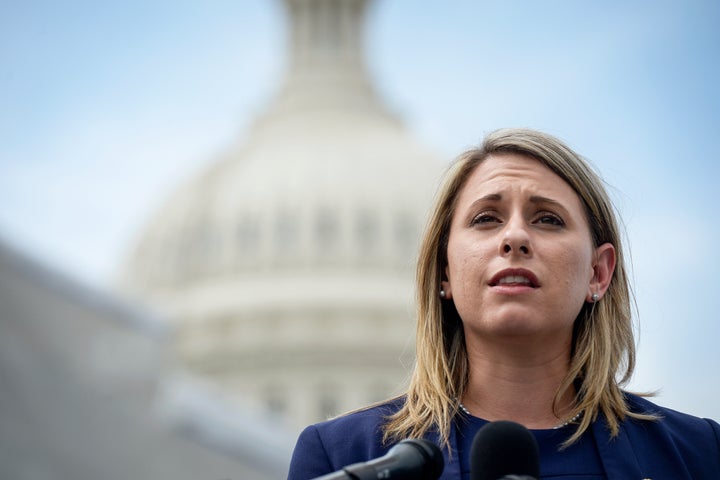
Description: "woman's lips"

(488, 268), (540, 288)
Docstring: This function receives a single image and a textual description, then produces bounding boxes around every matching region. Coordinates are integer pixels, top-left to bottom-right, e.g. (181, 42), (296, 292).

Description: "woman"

(287, 128), (720, 479)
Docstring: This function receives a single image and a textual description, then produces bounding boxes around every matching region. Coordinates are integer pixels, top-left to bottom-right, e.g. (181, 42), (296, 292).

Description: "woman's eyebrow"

(470, 194), (562, 206)
(465, 194), (568, 214)
(468, 193), (502, 206)
(528, 195), (563, 207)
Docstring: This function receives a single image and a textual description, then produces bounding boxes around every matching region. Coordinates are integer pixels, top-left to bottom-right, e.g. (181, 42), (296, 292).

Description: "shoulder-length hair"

(384, 128), (652, 449)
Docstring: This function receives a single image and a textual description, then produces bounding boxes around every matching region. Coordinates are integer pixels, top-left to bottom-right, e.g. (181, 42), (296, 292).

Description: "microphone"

(470, 421), (540, 480)
(311, 438), (444, 480)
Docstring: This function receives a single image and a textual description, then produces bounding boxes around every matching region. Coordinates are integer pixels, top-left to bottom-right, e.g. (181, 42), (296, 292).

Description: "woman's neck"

(460, 334), (576, 429)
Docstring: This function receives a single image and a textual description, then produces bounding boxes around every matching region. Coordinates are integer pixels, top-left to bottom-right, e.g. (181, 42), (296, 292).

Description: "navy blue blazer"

(287, 394), (720, 479)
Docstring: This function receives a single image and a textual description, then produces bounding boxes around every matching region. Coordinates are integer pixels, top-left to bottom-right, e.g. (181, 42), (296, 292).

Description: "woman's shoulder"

(313, 396), (405, 439)
(621, 392), (720, 474)
(287, 397), (405, 480)
(624, 392), (720, 434)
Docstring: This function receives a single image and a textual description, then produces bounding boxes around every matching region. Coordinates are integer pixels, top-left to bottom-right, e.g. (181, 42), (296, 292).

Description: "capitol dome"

(121, 0), (444, 430)
(124, 113), (441, 295)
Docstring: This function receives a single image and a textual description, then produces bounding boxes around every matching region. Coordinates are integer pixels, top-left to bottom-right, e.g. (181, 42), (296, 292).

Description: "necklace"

(457, 402), (583, 429)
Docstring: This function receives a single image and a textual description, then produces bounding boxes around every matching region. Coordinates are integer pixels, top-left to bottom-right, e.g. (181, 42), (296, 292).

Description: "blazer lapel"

(592, 414), (644, 478)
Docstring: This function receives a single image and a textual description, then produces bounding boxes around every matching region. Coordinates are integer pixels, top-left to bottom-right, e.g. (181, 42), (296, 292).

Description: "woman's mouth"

(497, 275), (532, 285)
(489, 269), (540, 288)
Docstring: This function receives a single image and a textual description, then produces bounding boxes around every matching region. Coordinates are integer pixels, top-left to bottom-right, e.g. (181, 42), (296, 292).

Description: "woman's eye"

(536, 213), (564, 226)
(471, 213), (500, 225)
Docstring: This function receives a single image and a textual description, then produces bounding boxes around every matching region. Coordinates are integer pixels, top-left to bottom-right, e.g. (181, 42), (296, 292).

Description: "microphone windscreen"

(393, 439), (445, 480)
(470, 420), (540, 480)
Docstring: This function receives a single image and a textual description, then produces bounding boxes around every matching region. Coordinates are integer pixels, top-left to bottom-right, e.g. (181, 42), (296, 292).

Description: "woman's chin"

(466, 316), (571, 342)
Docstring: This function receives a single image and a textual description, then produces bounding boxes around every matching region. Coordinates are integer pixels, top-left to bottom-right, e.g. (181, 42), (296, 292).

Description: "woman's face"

(441, 153), (612, 342)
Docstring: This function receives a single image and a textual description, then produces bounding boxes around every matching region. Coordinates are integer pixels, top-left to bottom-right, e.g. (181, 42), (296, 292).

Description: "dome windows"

(224, 204), (420, 271)
(314, 207), (339, 258)
(355, 209), (378, 255)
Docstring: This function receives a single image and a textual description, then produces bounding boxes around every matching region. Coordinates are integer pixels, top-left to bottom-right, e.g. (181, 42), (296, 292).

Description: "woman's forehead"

(457, 153), (578, 203)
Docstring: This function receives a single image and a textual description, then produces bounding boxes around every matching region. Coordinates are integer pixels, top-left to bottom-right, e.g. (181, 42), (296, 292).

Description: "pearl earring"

(440, 290), (446, 298)
(591, 293), (599, 302)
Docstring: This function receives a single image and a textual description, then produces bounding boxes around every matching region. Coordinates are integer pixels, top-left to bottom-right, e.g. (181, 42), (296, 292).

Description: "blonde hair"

(384, 128), (653, 449)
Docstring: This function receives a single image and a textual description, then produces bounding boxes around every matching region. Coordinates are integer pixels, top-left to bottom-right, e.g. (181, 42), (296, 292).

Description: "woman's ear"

(587, 242), (616, 302)
(441, 266), (453, 299)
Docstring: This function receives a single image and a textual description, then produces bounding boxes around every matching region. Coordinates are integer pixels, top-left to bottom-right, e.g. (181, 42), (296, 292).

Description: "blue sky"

(1, 1), (719, 419)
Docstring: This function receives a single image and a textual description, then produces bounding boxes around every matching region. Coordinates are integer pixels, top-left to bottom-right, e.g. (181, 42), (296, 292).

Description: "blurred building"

(0, 238), (292, 480)
(121, 0), (443, 432)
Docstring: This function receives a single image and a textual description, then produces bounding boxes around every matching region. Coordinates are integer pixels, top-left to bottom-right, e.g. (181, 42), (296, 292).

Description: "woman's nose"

(500, 218), (531, 256)
(503, 242), (530, 255)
